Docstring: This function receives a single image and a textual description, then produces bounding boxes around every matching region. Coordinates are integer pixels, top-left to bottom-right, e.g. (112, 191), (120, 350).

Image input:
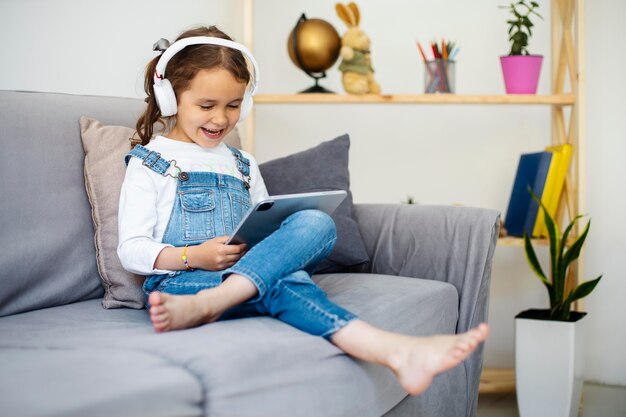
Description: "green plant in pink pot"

(500, 0), (544, 94)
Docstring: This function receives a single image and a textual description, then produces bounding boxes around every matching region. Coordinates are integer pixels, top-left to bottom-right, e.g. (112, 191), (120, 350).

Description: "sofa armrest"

(353, 204), (500, 417)
(353, 203), (500, 333)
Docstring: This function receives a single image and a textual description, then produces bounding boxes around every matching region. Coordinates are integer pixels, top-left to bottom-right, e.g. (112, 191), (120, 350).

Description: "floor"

(477, 382), (626, 417)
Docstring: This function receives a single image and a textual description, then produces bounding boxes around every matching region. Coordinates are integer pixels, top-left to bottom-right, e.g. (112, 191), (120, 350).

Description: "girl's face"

(168, 68), (247, 148)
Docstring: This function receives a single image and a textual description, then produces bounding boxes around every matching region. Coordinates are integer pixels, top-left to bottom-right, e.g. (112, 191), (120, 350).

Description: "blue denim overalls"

(125, 144), (356, 339)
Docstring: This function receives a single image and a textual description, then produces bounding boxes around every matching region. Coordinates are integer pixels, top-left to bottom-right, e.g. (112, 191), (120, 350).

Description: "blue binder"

(504, 151), (553, 237)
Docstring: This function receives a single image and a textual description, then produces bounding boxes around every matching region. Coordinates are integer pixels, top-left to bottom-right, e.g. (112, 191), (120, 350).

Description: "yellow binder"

(532, 144), (573, 237)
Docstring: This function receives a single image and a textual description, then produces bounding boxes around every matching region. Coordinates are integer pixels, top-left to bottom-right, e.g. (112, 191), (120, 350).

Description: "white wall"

(583, 0), (626, 386)
(0, 0), (243, 98)
(1, 0), (624, 386)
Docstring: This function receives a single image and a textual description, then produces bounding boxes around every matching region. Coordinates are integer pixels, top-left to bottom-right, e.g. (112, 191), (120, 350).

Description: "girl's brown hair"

(135, 26), (251, 146)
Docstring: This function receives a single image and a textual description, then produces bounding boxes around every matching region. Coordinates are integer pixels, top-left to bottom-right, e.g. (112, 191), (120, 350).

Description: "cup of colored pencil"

(417, 39), (459, 93)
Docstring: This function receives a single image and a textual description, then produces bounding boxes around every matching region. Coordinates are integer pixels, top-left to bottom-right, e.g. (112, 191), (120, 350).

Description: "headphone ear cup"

(153, 79), (178, 117)
(238, 91), (253, 122)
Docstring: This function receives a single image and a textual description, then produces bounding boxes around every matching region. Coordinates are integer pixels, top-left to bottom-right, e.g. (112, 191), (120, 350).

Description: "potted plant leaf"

(515, 189), (602, 417)
(500, 0), (544, 93)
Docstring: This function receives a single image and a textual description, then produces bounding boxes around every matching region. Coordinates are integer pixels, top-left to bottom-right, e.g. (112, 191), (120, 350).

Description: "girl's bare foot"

(388, 323), (490, 395)
(147, 273), (258, 332)
(148, 290), (222, 332)
(332, 321), (489, 396)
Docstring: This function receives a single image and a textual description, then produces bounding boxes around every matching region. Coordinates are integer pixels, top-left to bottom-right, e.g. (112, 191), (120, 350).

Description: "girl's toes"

(151, 312), (167, 323)
(150, 305), (166, 316)
(148, 291), (163, 307)
(154, 320), (169, 332)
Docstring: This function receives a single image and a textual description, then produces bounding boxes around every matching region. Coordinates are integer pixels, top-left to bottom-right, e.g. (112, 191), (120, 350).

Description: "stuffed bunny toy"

(335, 2), (381, 95)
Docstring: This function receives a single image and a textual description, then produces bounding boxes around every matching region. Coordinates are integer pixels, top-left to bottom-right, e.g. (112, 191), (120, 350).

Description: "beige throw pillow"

(79, 117), (242, 309)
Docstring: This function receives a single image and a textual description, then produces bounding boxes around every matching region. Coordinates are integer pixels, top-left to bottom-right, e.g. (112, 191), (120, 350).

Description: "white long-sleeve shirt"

(117, 136), (268, 275)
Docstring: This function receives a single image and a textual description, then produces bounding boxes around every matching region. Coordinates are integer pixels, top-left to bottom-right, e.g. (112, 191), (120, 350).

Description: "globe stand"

(299, 74), (335, 94)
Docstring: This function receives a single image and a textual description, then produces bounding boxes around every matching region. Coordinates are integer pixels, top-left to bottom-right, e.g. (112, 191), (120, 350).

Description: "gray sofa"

(0, 90), (500, 417)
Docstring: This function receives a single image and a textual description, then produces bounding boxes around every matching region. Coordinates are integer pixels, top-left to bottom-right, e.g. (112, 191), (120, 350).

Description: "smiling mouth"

(201, 127), (225, 139)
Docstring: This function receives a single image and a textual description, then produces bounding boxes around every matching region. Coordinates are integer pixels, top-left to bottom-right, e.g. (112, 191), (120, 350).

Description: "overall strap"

(124, 145), (172, 176)
(226, 145), (251, 188)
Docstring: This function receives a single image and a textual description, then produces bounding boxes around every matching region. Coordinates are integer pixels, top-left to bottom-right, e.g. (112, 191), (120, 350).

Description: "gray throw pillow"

(80, 117), (146, 309)
(259, 134), (369, 272)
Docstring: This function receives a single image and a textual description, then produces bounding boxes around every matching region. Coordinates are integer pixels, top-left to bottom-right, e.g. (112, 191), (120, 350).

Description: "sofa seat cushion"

(0, 347), (203, 417)
(0, 274), (459, 417)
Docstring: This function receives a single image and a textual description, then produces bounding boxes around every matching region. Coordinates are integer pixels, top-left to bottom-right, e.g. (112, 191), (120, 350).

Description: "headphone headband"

(154, 36), (259, 95)
(152, 36), (260, 119)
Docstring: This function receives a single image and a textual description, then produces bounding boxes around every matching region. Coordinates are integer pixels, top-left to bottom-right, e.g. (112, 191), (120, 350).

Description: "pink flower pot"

(500, 55), (543, 94)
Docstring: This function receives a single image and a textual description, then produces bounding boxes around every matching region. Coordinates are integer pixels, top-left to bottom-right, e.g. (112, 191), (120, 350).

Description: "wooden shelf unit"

(243, 0), (585, 396)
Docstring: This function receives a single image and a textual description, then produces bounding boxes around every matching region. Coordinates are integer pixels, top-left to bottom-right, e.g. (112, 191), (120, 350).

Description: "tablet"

(226, 190), (347, 247)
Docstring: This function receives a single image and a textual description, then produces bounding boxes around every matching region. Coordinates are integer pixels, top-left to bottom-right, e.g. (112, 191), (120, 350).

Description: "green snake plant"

(524, 189), (602, 320)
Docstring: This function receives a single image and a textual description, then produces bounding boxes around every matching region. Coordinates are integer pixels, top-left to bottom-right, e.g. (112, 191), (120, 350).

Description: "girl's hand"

(188, 236), (247, 271)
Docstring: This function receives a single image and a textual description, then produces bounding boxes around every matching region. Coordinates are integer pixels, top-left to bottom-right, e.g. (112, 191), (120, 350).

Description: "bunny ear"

(348, 2), (360, 26)
(335, 3), (355, 27)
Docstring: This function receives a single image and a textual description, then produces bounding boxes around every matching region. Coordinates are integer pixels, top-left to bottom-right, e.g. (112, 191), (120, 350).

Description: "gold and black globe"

(287, 14), (341, 93)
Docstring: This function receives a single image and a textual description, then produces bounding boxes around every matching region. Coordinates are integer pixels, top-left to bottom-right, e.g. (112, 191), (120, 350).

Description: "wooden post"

(242, 0), (255, 155)
(552, 0), (585, 306)
(573, 0), (586, 310)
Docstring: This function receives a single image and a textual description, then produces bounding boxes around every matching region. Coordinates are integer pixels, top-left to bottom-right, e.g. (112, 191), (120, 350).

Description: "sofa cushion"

(0, 273), (459, 417)
(259, 134), (370, 273)
(79, 117), (240, 309)
(0, 347), (203, 417)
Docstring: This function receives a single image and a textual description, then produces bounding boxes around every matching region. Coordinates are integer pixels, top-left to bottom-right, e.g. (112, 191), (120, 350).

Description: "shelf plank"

(497, 236), (549, 247)
(497, 235), (574, 247)
(254, 93), (575, 106)
(480, 367), (516, 394)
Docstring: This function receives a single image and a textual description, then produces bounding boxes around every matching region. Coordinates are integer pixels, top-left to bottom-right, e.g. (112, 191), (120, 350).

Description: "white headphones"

(152, 36), (260, 121)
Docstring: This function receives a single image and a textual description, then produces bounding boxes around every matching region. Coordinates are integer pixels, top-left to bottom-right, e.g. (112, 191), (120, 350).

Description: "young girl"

(118, 26), (488, 396)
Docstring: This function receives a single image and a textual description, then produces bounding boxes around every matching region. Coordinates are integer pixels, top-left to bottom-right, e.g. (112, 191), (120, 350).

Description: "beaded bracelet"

(181, 244), (194, 271)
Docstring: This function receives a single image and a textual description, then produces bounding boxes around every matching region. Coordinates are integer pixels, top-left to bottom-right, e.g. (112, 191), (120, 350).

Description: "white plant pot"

(515, 309), (586, 417)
